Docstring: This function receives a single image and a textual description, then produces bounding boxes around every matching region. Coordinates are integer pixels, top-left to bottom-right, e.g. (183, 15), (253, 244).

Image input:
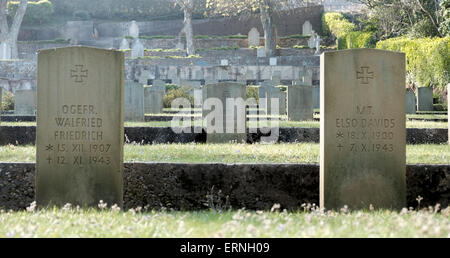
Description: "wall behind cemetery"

(17, 6), (324, 41)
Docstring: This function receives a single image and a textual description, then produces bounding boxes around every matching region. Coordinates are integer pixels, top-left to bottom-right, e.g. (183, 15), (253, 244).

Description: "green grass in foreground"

(0, 207), (448, 237)
(0, 143), (449, 164)
(0, 120), (448, 128)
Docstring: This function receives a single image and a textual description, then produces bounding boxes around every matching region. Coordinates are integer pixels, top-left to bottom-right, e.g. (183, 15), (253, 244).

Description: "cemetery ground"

(0, 205), (449, 238)
(0, 143), (449, 164)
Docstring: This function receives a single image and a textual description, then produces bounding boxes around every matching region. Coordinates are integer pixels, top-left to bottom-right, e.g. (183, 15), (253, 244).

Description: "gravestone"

(0, 42), (11, 60)
(302, 20), (313, 36)
(129, 21), (139, 39)
(405, 90), (416, 114)
(417, 87), (433, 111)
(36, 46), (124, 207)
(313, 85), (320, 109)
(144, 80), (165, 114)
(119, 38), (130, 50)
(203, 82), (247, 143)
(257, 47), (266, 58)
(266, 90), (286, 115)
(0, 87), (2, 123)
(287, 82), (313, 121)
(14, 90), (37, 115)
(271, 72), (281, 86)
(320, 49), (406, 210)
(248, 28), (260, 47)
(124, 81), (144, 121)
(270, 58), (277, 66)
(131, 39), (144, 59)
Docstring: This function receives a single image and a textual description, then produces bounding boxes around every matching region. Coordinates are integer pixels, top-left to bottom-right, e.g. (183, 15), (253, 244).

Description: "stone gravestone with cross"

(320, 49), (406, 210)
(36, 46), (124, 207)
(203, 82), (247, 143)
(14, 89), (37, 115)
(124, 81), (144, 121)
(144, 80), (165, 114)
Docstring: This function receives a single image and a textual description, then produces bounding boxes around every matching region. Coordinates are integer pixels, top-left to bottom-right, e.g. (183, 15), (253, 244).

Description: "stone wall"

(0, 163), (448, 211)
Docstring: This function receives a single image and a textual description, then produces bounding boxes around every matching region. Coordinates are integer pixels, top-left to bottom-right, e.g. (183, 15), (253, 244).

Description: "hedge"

(322, 12), (356, 38)
(8, 0), (54, 25)
(338, 31), (375, 50)
(50, 0), (207, 20)
(376, 36), (450, 91)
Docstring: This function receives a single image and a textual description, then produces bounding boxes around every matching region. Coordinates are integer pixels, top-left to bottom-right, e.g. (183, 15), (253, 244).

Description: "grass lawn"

(0, 120), (448, 128)
(0, 208), (448, 238)
(0, 143), (449, 164)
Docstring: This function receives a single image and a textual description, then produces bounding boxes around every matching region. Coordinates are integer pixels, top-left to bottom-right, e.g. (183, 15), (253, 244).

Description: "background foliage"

(376, 36), (450, 91)
(8, 0), (54, 25)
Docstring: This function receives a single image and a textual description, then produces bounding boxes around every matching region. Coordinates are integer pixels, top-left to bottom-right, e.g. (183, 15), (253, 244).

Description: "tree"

(171, 0), (196, 55)
(361, 0), (446, 39)
(206, 0), (305, 57)
(0, 0), (27, 59)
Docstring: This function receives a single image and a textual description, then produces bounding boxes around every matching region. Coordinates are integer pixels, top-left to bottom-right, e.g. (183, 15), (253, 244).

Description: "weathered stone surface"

(320, 49), (406, 210)
(0, 163), (448, 211)
(144, 81), (165, 114)
(287, 83), (313, 121)
(406, 90), (416, 114)
(36, 46), (124, 207)
(203, 82), (247, 143)
(124, 81), (144, 121)
(417, 87), (434, 111)
(14, 90), (36, 115)
(248, 28), (260, 47)
(131, 39), (144, 59)
(129, 21), (139, 39)
(302, 20), (312, 36)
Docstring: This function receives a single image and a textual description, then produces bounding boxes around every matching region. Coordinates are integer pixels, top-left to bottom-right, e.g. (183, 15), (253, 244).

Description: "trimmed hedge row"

(8, 0), (54, 25)
(376, 36), (450, 91)
(337, 31), (375, 49)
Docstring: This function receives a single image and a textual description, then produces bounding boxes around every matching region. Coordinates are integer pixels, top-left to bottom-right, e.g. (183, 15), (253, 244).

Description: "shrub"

(338, 31), (375, 50)
(1, 90), (14, 111)
(246, 87), (259, 102)
(8, 0), (54, 25)
(163, 87), (194, 108)
(376, 36), (450, 91)
(322, 12), (356, 38)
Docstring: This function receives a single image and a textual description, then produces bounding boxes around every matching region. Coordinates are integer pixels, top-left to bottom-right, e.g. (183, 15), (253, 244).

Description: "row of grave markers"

(16, 46), (448, 210)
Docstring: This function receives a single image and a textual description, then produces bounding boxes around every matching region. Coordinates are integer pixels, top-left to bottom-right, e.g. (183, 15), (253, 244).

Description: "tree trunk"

(260, 3), (277, 57)
(0, 0), (27, 59)
(183, 1), (195, 56)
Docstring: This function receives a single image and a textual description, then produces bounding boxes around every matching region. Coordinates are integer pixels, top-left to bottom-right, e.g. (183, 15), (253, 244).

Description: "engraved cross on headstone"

(71, 65), (88, 83)
(356, 66), (374, 84)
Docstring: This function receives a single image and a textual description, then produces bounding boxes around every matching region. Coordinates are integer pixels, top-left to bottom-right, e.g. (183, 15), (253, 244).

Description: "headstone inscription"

(36, 46), (124, 207)
(320, 49), (406, 210)
(417, 87), (433, 111)
(124, 81), (144, 121)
